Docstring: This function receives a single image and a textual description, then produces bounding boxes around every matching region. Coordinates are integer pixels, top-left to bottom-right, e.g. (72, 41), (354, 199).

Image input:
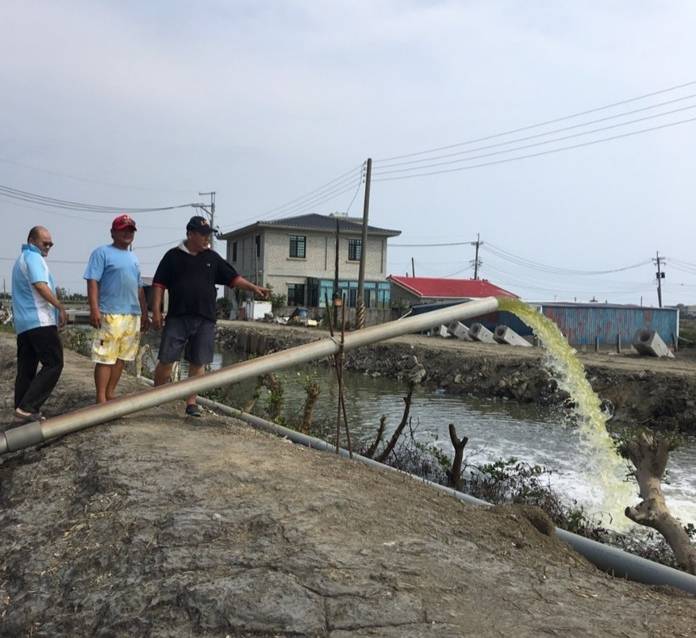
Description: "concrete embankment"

(2, 335), (696, 636)
(217, 320), (696, 435)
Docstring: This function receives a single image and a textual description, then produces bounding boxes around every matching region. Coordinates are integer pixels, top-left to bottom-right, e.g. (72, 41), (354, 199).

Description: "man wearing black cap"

(151, 216), (269, 417)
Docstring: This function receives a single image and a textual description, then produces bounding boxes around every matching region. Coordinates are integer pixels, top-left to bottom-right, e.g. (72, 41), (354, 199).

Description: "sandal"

(14, 410), (46, 424)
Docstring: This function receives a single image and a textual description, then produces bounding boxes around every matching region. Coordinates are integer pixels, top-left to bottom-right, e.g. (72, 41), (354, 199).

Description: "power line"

(373, 116), (696, 182)
(391, 240), (475, 247)
(0, 157), (193, 194)
(375, 80), (696, 162)
(374, 105), (696, 176)
(375, 95), (696, 171)
(2, 198), (187, 228)
(232, 163), (364, 226)
(483, 243), (651, 275)
(0, 184), (198, 213)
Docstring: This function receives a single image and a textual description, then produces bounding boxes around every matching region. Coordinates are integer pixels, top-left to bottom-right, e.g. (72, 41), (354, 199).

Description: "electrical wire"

(375, 99), (696, 174)
(344, 171), (365, 215)
(391, 240), (476, 247)
(483, 243), (651, 275)
(232, 163), (364, 226)
(263, 177), (363, 220)
(2, 198), (187, 229)
(0, 157), (193, 194)
(0, 184), (197, 213)
(376, 80), (696, 162)
(373, 105), (696, 176)
(373, 116), (696, 182)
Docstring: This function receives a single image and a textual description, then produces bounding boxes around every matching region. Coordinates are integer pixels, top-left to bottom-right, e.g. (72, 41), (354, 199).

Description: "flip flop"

(13, 411), (46, 424)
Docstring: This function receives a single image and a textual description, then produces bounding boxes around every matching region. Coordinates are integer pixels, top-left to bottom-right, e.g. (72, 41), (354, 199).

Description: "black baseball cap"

(186, 216), (213, 235)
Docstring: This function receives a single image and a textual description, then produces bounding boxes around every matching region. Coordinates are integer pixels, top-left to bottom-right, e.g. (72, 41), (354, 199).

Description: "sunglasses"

(41, 241), (54, 248)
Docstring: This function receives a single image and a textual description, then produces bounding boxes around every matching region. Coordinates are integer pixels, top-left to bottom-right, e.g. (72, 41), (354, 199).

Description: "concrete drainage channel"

(187, 388), (696, 596)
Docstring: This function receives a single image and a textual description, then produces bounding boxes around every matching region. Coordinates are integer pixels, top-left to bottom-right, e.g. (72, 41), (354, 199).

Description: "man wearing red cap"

(84, 214), (149, 403)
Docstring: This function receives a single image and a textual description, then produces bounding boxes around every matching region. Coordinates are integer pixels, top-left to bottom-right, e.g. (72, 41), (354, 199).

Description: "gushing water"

(498, 297), (635, 526)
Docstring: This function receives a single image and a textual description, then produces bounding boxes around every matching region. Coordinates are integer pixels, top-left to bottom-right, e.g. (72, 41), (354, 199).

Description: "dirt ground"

(1, 334), (695, 637)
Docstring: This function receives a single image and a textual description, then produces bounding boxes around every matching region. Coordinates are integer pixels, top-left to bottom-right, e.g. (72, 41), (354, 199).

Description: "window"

(231, 241), (238, 262)
(287, 283), (305, 306)
(348, 238), (362, 261)
(255, 235), (261, 258)
(289, 235), (306, 258)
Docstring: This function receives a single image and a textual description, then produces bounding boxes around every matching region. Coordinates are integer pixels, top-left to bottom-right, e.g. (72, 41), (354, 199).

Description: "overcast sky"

(2, 1), (695, 305)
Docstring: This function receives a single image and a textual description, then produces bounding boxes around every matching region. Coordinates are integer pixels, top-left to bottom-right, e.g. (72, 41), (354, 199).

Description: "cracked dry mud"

(0, 335), (695, 637)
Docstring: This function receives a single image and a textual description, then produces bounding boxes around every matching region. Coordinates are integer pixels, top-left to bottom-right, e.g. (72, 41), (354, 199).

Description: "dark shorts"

(158, 315), (216, 365)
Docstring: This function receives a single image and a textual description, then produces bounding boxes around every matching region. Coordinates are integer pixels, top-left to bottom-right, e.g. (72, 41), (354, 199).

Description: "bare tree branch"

(622, 430), (696, 575)
(376, 382), (415, 463)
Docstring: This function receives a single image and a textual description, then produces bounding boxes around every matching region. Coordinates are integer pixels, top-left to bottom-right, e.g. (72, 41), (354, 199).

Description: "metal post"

(198, 191), (216, 250)
(356, 158), (372, 329)
(334, 217), (340, 328)
(654, 251), (664, 309)
(472, 233), (481, 280)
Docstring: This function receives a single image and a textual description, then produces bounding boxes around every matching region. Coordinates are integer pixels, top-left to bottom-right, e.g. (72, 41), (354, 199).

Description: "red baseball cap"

(112, 214), (137, 231)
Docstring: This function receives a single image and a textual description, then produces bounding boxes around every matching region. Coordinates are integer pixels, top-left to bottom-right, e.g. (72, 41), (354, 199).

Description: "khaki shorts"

(91, 314), (140, 365)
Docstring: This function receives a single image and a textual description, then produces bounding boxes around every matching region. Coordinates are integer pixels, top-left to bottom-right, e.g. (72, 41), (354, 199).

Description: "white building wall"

(225, 227), (390, 302)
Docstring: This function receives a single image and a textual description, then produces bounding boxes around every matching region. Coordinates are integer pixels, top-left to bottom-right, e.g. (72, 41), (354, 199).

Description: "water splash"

(498, 297), (635, 527)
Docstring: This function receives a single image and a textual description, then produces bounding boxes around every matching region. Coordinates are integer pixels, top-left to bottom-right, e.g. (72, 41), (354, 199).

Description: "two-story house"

(218, 213), (401, 313)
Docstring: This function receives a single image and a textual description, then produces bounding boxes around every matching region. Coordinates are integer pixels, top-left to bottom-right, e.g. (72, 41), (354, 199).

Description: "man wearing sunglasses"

(11, 226), (67, 423)
(84, 214), (150, 404)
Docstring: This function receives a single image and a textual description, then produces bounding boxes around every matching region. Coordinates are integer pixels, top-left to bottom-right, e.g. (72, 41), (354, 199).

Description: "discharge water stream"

(498, 298), (636, 527)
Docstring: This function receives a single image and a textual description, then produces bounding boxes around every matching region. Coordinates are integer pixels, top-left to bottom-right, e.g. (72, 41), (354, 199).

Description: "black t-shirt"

(153, 246), (239, 321)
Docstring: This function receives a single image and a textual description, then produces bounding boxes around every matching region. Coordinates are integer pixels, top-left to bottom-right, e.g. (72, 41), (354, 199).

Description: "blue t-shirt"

(84, 244), (143, 315)
(12, 244), (58, 334)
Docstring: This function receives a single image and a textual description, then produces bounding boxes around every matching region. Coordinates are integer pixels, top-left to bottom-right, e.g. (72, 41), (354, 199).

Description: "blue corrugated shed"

(407, 300), (679, 347)
(537, 303), (679, 347)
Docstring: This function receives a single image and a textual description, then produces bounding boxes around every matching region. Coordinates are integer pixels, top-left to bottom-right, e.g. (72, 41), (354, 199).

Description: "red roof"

(388, 275), (517, 299)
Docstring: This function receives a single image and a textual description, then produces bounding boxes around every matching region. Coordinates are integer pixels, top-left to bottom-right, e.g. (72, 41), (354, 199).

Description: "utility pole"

(356, 158), (371, 329)
(195, 191), (217, 250)
(333, 216), (341, 327)
(654, 251), (665, 308)
(471, 233), (482, 279)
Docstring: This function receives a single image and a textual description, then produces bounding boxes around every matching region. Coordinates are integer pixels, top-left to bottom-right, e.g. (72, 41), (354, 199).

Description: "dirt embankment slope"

(1, 335), (695, 637)
(218, 321), (696, 433)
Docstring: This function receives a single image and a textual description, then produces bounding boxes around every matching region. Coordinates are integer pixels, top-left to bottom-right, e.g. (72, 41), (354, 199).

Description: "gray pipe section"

(196, 396), (696, 595)
(0, 297), (499, 456)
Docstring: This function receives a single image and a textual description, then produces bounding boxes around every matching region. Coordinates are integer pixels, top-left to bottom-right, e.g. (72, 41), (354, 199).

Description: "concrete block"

(494, 325), (532, 347)
(437, 325), (451, 338)
(469, 322), (496, 343)
(447, 320), (473, 341)
(633, 330), (675, 358)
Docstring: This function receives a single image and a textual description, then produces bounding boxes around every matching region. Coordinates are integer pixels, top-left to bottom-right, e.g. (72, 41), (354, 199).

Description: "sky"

(1, 0), (696, 305)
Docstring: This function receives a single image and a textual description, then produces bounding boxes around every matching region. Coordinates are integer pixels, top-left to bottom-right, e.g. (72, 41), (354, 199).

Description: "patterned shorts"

(91, 314), (140, 365)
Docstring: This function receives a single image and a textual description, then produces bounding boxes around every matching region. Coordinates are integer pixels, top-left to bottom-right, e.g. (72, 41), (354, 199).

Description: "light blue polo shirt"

(84, 244), (143, 315)
(11, 244), (58, 335)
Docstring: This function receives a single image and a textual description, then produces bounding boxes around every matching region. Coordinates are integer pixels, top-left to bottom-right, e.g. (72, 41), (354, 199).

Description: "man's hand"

(140, 313), (150, 333)
(58, 305), (67, 329)
(151, 311), (163, 331)
(89, 307), (101, 329)
(253, 285), (271, 300)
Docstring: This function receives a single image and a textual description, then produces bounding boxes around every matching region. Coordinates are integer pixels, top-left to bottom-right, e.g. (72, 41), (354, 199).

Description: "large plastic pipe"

(0, 296), (499, 455)
(194, 394), (696, 595)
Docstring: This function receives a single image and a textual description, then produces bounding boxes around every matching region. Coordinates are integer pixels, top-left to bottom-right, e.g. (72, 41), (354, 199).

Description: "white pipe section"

(0, 297), (499, 454)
